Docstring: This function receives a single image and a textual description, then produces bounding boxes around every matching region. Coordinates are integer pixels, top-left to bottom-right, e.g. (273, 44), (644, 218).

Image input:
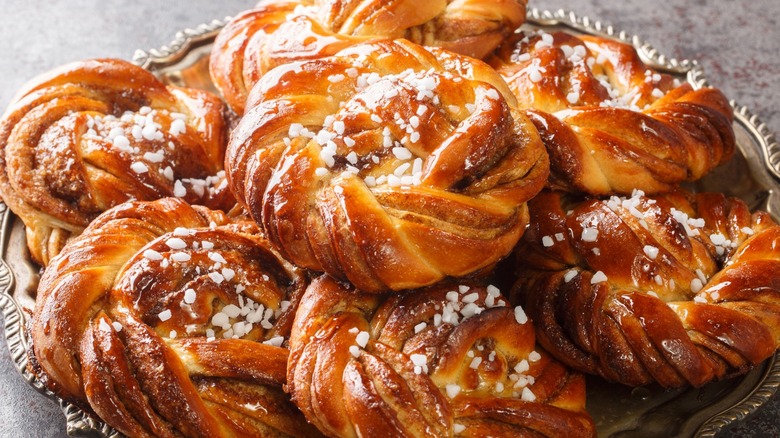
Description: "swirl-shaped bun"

(511, 190), (780, 388)
(29, 198), (319, 437)
(489, 30), (735, 195)
(210, 0), (527, 114)
(288, 275), (596, 437)
(226, 39), (549, 292)
(0, 58), (234, 265)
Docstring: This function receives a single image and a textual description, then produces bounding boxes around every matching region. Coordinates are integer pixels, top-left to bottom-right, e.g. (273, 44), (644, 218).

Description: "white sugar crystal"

(528, 351), (541, 362)
(142, 150), (165, 164)
(356, 331), (370, 348)
(131, 162), (149, 174)
(170, 119), (186, 136)
(564, 270), (578, 283)
(208, 252), (228, 264)
(112, 135), (131, 151)
(349, 345), (361, 358)
(591, 271), (608, 284)
(410, 354), (427, 366)
(264, 336), (285, 347)
(212, 312), (229, 328)
(643, 245), (659, 260)
(166, 238), (187, 250)
(183, 288), (196, 304)
(158, 310), (172, 322)
(460, 303), (482, 319)
(690, 278), (704, 293)
(169, 252), (191, 264)
(222, 304), (241, 318)
(521, 387), (537, 402)
(173, 180), (187, 197)
(710, 233), (727, 245)
(446, 384), (461, 398)
(143, 249), (163, 261)
(581, 228), (599, 242)
(469, 357), (482, 369)
(392, 147), (413, 160)
(514, 306), (528, 324)
(222, 268), (235, 282)
(462, 292), (479, 304)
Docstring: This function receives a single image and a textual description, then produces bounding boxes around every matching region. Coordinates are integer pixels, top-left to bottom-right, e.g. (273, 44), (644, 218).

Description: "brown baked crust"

(287, 275), (596, 437)
(226, 39), (549, 293)
(210, 0), (527, 114)
(29, 197), (319, 437)
(0, 58), (233, 265)
(490, 31), (735, 195)
(511, 190), (780, 388)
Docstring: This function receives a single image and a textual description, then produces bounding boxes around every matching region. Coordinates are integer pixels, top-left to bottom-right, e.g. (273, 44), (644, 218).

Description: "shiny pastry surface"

(227, 38), (549, 292)
(490, 30), (735, 195)
(288, 275), (596, 437)
(29, 198), (317, 437)
(0, 58), (233, 265)
(512, 189), (780, 388)
(210, 0), (528, 114)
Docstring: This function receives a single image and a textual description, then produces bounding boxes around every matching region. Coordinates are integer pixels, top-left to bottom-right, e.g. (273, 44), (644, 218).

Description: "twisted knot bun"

(227, 39), (549, 292)
(490, 30), (735, 195)
(511, 190), (780, 388)
(30, 198), (319, 437)
(0, 58), (233, 265)
(210, 0), (527, 114)
(287, 275), (595, 437)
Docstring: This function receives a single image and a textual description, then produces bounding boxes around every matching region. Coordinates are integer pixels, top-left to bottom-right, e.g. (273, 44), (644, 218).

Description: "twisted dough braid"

(226, 39), (549, 292)
(30, 198), (319, 437)
(287, 275), (595, 437)
(0, 58), (234, 266)
(489, 30), (735, 195)
(210, 0), (527, 114)
(511, 190), (780, 388)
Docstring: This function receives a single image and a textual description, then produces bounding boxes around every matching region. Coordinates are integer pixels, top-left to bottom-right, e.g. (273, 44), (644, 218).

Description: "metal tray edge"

(1, 7), (777, 438)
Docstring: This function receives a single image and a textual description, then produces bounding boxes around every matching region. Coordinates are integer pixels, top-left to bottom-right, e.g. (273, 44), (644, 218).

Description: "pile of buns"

(1, 1), (777, 437)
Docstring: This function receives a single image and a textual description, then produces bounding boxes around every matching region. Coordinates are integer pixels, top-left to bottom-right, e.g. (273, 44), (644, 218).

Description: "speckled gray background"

(1, 1), (778, 437)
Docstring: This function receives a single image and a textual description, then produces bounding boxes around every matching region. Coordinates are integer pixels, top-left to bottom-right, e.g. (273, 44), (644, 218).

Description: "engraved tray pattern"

(2, 8), (779, 438)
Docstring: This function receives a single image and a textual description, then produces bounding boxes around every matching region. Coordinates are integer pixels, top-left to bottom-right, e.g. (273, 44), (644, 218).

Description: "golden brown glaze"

(226, 39), (549, 293)
(29, 198), (319, 437)
(511, 190), (780, 388)
(490, 31), (735, 195)
(287, 275), (596, 437)
(210, 0), (527, 114)
(0, 58), (234, 266)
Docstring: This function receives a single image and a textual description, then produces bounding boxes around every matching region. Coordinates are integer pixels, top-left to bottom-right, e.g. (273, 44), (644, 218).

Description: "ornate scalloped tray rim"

(1, 7), (778, 438)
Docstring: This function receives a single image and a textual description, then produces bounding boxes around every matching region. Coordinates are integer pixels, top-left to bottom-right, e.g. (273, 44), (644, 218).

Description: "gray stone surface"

(0, 0), (778, 437)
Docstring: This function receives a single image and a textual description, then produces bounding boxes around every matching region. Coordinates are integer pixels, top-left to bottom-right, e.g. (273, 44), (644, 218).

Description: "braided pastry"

(29, 198), (319, 437)
(0, 58), (234, 266)
(287, 275), (596, 437)
(210, 0), (527, 114)
(226, 39), (549, 293)
(511, 189), (780, 388)
(489, 30), (735, 195)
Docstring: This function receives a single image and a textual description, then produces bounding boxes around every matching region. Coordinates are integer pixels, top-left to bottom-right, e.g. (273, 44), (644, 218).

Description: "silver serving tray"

(2, 8), (779, 438)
